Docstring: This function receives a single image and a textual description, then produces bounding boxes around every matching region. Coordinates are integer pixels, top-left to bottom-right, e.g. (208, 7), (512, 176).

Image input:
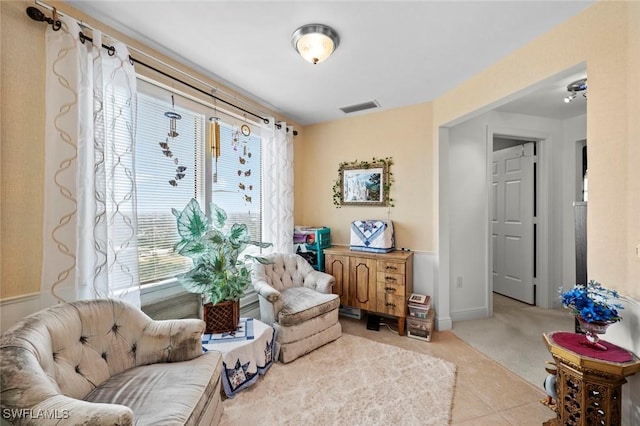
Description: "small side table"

(203, 317), (277, 398)
(542, 331), (640, 426)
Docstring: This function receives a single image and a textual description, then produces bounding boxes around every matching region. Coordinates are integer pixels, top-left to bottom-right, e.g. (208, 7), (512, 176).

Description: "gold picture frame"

(335, 160), (391, 207)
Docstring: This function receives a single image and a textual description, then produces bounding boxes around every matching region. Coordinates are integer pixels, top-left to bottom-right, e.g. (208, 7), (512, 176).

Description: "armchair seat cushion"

(84, 352), (222, 426)
(278, 287), (340, 326)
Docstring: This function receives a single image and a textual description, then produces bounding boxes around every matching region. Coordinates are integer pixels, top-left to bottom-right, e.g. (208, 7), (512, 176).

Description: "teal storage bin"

(294, 226), (330, 271)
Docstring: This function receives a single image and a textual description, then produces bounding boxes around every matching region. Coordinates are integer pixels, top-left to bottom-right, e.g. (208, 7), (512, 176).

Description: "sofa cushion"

(84, 351), (222, 426)
(277, 287), (340, 326)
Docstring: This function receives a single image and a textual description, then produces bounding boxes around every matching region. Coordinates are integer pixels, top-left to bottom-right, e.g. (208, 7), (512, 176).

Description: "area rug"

(220, 334), (457, 426)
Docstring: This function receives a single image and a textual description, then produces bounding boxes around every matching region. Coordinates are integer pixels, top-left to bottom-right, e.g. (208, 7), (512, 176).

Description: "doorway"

(438, 65), (587, 326)
(491, 139), (536, 305)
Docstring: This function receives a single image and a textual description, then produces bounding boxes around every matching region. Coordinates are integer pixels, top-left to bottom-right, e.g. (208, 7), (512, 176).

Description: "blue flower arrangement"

(560, 280), (623, 323)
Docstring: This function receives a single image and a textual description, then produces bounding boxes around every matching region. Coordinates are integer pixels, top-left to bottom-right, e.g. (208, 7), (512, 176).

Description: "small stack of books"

(408, 293), (431, 319)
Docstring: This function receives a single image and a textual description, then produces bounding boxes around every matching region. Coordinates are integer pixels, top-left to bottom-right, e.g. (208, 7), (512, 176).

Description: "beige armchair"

(251, 253), (341, 363)
(0, 299), (222, 425)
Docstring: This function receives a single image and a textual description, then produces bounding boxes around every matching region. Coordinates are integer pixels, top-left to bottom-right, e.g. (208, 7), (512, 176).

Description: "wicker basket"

(203, 300), (240, 334)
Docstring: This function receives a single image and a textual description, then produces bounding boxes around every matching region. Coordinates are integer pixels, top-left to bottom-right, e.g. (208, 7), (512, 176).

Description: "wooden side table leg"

(398, 317), (405, 336)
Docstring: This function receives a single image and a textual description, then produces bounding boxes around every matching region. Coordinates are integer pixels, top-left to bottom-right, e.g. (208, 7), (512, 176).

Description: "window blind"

(135, 89), (205, 284)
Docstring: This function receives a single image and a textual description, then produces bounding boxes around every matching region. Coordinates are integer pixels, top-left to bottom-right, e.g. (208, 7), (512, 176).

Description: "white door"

(492, 143), (535, 304)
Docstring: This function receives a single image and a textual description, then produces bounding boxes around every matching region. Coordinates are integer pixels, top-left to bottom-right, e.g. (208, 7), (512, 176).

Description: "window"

(135, 79), (264, 286)
(211, 124), (262, 256)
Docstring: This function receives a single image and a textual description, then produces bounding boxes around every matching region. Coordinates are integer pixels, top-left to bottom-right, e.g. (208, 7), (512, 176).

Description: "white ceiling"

(65, 1), (593, 126)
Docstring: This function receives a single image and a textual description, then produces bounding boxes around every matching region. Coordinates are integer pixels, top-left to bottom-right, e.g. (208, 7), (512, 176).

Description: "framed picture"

(338, 161), (389, 206)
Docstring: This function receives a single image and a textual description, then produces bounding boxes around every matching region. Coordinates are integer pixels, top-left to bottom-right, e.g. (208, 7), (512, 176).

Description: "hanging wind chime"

(209, 116), (221, 183)
(160, 95), (187, 187)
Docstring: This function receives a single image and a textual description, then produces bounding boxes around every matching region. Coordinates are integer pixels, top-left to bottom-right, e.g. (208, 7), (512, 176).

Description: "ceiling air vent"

(340, 100), (380, 114)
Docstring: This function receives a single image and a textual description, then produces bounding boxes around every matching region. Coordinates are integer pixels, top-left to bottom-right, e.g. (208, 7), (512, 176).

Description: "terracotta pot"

(203, 300), (240, 334)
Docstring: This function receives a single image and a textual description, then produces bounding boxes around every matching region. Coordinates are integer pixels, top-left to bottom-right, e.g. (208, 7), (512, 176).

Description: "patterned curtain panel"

(262, 122), (294, 253)
(41, 16), (140, 307)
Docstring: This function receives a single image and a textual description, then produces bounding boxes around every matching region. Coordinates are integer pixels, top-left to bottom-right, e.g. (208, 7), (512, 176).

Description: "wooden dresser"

(324, 247), (414, 335)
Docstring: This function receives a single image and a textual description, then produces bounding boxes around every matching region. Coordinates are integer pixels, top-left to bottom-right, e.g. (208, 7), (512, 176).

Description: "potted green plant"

(172, 198), (272, 333)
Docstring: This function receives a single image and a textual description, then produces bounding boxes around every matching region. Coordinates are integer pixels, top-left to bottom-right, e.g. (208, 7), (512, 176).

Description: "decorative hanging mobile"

(165, 95), (181, 138)
(161, 95), (187, 187)
(237, 115), (253, 205)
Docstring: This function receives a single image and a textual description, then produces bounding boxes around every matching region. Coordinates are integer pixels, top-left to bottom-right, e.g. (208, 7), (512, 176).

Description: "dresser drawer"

(376, 271), (405, 289)
(377, 260), (406, 275)
(376, 291), (406, 317)
(377, 277), (405, 297)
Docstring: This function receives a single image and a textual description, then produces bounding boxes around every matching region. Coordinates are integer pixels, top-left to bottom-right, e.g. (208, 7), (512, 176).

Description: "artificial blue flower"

(560, 280), (623, 323)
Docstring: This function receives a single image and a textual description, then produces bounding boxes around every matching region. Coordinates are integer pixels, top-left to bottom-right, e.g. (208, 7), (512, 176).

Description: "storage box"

(350, 220), (395, 253)
(407, 308), (435, 342)
(294, 226), (330, 271)
(408, 294), (431, 319)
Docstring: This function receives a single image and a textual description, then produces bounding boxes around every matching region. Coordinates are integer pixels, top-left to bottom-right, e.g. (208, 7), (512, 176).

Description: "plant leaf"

(176, 198), (208, 240)
(210, 203), (227, 229)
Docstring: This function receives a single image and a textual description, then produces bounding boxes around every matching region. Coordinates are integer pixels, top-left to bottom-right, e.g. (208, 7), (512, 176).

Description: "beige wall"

(298, 103), (433, 251)
(1, 1), (46, 299)
(431, 0), (639, 298)
(0, 0), (299, 299)
(300, 1), (639, 298)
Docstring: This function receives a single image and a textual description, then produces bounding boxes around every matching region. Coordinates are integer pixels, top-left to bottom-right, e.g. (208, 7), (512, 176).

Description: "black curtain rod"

(126, 54), (270, 125)
(26, 6), (302, 135)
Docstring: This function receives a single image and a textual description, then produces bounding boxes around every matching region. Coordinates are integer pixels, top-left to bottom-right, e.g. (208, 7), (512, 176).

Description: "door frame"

(487, 126), (554, 312)
(491, 140), (536, 305)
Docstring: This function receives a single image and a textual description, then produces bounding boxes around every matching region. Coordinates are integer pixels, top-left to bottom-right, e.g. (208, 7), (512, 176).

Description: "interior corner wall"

(447, 114), (489, 321)
(299, 103), (434, 252)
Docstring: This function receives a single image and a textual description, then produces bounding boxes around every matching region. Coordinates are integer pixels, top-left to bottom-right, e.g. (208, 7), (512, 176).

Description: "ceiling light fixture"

(564, 78), (587, 103)
(291, 24), (339, 65)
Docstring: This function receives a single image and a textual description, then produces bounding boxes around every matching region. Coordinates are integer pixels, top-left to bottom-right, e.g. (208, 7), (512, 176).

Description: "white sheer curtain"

(262, 121), (294, 253)
(41, 16), (140, 307)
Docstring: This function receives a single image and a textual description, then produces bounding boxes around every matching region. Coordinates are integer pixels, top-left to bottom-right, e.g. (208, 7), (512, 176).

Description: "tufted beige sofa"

(0, 299), (223, 425)
(251, 253), (341, 363)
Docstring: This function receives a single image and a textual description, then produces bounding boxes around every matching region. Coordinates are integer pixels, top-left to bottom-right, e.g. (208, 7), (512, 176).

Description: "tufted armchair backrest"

(252, 253), (314, 292)
(0, 299), (202, 404)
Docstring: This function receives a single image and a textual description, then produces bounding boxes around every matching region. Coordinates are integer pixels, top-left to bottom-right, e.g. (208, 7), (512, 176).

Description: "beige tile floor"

(340, 316), (555, 426)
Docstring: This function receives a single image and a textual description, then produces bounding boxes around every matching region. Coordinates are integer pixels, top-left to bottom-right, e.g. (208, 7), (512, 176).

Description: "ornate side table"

(542, 331), (640, 426)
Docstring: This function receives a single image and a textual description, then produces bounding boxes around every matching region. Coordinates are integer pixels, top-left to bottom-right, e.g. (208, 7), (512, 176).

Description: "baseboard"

(450, 306), (489, 322)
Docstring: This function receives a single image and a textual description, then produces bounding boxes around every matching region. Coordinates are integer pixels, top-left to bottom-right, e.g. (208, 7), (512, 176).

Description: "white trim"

(0, 293), (41, 333)
(437, 127), (452, 331)
(450, 306), (490, 322)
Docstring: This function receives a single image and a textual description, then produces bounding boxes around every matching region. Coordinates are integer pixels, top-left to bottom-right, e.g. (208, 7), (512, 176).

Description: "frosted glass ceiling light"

(291, 24), (339, 65)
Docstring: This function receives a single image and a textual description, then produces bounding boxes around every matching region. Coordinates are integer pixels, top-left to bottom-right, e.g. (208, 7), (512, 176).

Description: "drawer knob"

(385, 303), (396, 308)
(385, 276), (397, 282)
(384, 287), (396, 292)
(386, 265), (397, 270)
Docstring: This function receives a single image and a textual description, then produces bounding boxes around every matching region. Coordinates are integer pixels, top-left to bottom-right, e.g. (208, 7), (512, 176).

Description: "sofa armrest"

(253, 279), (281, 303)
(8, 394), (134, 426)
(303, 270), (335, 294)
(137, 318), (205, 365)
